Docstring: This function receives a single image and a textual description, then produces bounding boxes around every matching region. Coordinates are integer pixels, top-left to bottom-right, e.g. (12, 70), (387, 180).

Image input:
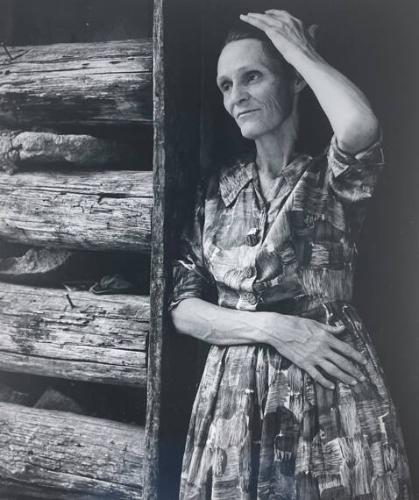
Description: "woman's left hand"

(240, 10), (318, 64)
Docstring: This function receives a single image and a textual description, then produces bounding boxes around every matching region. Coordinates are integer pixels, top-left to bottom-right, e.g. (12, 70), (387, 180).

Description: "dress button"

(243, 292), (257, 305)
(243, 266), (255, 279)
(245, 228), (259, 247)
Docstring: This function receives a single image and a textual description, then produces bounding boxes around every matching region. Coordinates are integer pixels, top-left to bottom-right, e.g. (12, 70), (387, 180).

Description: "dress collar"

(219, 153), (313, 207)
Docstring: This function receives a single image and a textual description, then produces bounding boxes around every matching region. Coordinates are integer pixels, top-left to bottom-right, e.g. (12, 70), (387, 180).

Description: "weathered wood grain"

(0, 130), (143, 173)
(0, 39), (152, 127)
(144, 3), (165, 497)
(0, 170), (152, 252)
(0, 403), (144, 499)
(0, 283), (149, 387)
(144, 0), (203, 498)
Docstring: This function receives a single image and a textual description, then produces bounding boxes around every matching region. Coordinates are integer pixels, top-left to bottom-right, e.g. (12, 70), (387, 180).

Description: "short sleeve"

(327, 133), (385, 204)
(168, 184), (216, 312)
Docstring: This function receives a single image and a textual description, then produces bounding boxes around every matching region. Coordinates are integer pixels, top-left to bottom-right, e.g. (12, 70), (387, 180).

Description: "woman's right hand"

(263, 312), (367, 389)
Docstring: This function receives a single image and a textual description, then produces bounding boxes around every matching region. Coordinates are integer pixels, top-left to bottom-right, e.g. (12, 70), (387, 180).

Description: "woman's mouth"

(237, 109), (259, 120)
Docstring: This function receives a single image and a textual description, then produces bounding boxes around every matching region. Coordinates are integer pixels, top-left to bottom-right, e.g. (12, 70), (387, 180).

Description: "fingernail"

(360, 375), (366, 382)
(350, 380), (357, 386)
(328, 384), (335, 390)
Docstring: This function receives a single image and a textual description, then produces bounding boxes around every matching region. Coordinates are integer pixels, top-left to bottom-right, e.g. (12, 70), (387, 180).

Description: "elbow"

(170, 304), (185, 334)
(337, 109), (380, 155)
(170, 298), (201, 337)
(170, 298), (218, 344)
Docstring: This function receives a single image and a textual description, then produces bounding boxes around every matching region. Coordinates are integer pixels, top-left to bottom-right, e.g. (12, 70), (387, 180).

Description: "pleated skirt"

(179, 302), (413, 500)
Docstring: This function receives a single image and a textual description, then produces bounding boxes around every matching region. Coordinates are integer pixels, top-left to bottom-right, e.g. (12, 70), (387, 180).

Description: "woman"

(170, 9), (412, 499)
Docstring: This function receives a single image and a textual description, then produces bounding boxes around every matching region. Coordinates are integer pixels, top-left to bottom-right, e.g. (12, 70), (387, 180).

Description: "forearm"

(171, 297), (275, 346)
(289, 49), (380, 154)
(171, 297), (367, 388)
(172, 297), (317, 352)
(241, 11), (380, 153)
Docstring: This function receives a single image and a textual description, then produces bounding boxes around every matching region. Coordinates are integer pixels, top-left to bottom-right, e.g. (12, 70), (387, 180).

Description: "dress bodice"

(170, 136), (384, 315)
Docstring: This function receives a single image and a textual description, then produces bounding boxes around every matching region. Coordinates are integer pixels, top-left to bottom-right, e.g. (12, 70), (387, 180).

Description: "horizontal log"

(0, 283), (149, 387)
(0, 170), (152, 252)
(0, 130), (144, 173)
(0, 39), (152, 127)
(0, 403), (144, 499)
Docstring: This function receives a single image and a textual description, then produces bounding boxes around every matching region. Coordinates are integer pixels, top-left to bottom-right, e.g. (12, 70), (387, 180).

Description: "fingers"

(320, 360), (365, 386)
(264, 9), (290, 15)
(330, 336), (368, 366)
(246, 10), (315, 47)
(239, 13), (278, 32)
(322, 323), (346, 334)
(307, 319), (366, 365)
(321, 323), (368, 366)
(326, 352), (366, 381)
(264, 9), (302, 25)
(306, 352), (367, 389)
(306, 366), (335, 390)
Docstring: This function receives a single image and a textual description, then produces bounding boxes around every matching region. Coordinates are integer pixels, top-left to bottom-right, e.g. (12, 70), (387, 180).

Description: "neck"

(254, 96), (299, 180)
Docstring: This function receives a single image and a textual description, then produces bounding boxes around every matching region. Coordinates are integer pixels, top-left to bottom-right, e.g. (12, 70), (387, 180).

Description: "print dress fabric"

(170, 137), (413, 499)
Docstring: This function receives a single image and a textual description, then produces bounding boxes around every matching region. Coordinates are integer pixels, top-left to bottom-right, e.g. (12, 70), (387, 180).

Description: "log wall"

(0, 403), (144, 499)
(0, 5), (160, 499)
(0, 283), (149, 387)
(0, 170), (152, 252)
(0, 39), (152, 127)
(0, 130), (144, 173)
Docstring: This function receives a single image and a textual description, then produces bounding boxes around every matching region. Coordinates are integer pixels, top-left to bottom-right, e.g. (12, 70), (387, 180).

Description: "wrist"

(284, 44), (323, 69)
(257, 311), (286, 347)
(258, 311), (303, 352)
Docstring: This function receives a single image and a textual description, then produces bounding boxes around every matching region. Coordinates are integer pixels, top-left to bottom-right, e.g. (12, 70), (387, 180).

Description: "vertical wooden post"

(145, 0), (202, 498)
(144, 1), (164, 498)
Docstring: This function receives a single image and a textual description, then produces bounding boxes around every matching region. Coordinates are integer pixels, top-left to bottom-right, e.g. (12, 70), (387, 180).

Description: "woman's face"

(217, 38), (294, 141)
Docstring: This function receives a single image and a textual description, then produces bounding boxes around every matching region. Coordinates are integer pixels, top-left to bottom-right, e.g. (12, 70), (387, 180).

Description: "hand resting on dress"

(171, 298), (367, 390)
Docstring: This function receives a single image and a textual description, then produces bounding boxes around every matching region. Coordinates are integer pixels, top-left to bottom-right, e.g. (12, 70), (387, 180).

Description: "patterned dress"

(170, 136), (413, 499)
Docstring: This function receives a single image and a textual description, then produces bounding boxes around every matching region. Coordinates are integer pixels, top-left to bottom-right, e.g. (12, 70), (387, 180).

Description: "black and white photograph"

(0, 0), (417, 499)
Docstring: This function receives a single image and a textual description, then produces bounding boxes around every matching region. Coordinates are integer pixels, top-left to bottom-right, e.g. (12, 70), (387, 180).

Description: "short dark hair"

(221, 21), (294, 80)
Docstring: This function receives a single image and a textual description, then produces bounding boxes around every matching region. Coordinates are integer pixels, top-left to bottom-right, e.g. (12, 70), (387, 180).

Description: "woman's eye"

(247, 72), (260, 83)
(221, 82), (231, 92)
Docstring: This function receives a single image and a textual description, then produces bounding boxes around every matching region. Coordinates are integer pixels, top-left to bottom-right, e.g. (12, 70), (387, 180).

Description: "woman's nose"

(229, 84), (249, 107)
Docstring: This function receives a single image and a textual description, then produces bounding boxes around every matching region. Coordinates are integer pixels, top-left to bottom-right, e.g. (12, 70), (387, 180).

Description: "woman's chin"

(239, 124), (261, 140)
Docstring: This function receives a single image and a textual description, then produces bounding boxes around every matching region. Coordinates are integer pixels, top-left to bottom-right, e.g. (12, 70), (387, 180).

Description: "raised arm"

(240, 10), (380, 154)
(172, 297), (367, 390)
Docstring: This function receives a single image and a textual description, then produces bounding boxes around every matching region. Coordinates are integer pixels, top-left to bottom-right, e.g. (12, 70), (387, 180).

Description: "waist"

(258, 296), (357, 323)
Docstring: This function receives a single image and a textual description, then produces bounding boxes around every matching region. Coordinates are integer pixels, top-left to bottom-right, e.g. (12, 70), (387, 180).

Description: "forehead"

(217, 39), (275, 79)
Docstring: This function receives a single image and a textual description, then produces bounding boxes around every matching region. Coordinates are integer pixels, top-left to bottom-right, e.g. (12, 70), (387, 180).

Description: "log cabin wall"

(0, 0), (161, 498)
(1, 1), (416, 498)
(0, 0), (205, 498)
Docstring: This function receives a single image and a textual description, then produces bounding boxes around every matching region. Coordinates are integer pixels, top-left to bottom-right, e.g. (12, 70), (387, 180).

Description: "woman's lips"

(237, 109), (259, 120)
